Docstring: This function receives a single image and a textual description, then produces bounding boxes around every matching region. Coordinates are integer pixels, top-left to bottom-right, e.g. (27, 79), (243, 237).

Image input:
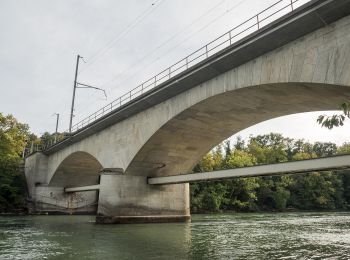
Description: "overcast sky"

(0, 0), (349, 145)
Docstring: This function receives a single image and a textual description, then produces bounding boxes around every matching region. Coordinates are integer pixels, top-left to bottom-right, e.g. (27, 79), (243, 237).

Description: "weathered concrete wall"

(33, 186), (98, 214)
(96, 173), (190, 224)
(49, 151), (102, 187)
(25, 152), (48, 199)
(25, 152), (99, 214)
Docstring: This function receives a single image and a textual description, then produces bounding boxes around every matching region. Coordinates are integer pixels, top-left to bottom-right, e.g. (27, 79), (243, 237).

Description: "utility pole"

(68, 54), (107, 133)
(69, 55), (82, 133)
(53, 113), (60, 142)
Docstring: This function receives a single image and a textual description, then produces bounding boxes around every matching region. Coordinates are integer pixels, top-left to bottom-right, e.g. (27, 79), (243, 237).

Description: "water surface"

(0, 212), (349, 259)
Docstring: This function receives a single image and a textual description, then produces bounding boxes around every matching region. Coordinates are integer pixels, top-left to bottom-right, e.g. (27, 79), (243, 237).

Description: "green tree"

(312, 142), (337, 157)
(289, 172), (344, 209)
(223, 150), (259, 211)
(247, 133), (289, 164)
(0, 113), (29, 158)
(0, 113), (30, 212)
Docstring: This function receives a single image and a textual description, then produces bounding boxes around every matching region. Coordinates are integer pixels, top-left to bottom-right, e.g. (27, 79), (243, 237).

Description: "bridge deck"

(147, 154), (350, 185)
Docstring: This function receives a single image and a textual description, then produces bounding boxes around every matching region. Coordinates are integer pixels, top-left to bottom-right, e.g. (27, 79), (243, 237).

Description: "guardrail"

(28, 0), (306, 156)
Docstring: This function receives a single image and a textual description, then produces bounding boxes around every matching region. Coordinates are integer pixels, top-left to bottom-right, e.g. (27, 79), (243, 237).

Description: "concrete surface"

(96, 173), (190, 224)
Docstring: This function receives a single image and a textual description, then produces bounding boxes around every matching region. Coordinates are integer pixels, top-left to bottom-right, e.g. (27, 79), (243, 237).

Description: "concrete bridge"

(25, 0), (350, 223)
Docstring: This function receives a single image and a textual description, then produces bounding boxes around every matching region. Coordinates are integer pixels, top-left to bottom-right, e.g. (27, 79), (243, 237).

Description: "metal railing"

(30, 0), (307, 155)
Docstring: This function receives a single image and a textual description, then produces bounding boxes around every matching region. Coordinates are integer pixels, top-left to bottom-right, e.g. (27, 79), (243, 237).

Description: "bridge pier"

(96, 171), (190, 224)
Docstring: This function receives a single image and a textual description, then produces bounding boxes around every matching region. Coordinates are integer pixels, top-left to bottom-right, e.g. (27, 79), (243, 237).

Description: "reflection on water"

(0, 212), (350, 259)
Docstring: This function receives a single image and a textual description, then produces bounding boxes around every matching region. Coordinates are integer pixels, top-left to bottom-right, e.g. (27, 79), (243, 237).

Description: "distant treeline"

(191, 133), (350, 213)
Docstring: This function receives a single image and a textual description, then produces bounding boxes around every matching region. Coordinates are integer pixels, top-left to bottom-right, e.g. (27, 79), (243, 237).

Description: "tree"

(247, 133), (289, 164)
(0, 113), (29, 158)
(0, 113), (30, 212)
(312, 142), (337, 157)
(223, 150), (259, 211)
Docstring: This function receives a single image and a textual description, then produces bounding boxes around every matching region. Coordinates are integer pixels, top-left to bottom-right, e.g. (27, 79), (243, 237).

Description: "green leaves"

(0, 113), (29, 213)
(317, 102), (350, 129)
(191, 133), (350, 213)
(0, 113), (29, 158)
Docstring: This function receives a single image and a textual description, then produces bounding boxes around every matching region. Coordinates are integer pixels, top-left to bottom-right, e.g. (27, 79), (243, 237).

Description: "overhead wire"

(72, 0), (166, 120)
(78, 0), (165, 74)
(98, 0), (228, 89)
(74, 0), (228, 118)
(38, 1), (164, 133)
(74, 0), (248, 123)
(101, 0), (248, 91)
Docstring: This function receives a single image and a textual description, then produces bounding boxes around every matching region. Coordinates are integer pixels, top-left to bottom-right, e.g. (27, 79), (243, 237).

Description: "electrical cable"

(102, 0), (248, 90)
(79, 0), (165, 74)
(74, 0), (248, 123)
(98, 0), (228, 89)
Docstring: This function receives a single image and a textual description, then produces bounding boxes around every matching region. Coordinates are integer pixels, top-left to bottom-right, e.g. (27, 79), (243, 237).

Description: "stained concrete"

(97, 173), (190, 223)
(49, 151), (102, 187)
(25, 152), (100, 214)
(33, 186), (98, 214)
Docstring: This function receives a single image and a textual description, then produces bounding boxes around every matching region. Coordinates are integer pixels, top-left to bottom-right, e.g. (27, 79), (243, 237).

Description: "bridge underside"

(49, 151), (102, 187)
(126, 83), (350, 178)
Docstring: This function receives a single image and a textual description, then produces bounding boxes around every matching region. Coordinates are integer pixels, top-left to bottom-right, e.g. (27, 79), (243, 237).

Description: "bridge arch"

(125, 82), (350, 177)
(49, 151), (103, 187)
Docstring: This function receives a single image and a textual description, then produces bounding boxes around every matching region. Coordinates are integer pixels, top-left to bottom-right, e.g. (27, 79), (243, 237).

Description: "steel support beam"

(148, 154), (350, 185)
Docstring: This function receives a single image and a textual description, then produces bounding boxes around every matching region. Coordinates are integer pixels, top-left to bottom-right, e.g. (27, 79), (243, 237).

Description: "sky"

(0, 0), (349, 145)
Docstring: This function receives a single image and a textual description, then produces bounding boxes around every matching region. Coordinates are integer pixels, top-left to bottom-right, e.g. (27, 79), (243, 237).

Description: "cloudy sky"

(0, 0), (349, 145)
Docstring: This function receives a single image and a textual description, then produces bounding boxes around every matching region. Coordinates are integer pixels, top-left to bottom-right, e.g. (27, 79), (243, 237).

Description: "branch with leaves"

(317, 102), (350, 129)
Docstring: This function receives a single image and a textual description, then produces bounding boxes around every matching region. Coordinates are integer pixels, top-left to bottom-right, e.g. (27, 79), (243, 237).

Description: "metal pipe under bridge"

(65, 154), (350, 192)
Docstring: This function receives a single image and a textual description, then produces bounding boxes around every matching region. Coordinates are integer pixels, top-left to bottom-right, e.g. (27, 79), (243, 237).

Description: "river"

(0, 212), (349, 259)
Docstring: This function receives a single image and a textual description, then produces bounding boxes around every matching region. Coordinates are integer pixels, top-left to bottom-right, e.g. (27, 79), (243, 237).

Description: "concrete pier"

(96, 171), (190, 224)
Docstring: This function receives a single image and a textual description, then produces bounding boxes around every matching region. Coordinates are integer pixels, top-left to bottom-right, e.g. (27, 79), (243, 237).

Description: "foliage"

(0, 113), (30, 212)
(0, 113), (29, 158)
(0, 112), (70, 212)
(191, 133), (350, 213)
(0, 157), (27, 212)
(317, 102), (350, 129)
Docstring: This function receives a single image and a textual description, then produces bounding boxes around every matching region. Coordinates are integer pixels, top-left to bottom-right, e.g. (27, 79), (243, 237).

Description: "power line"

(79, 0), (165, 74)
(73, 0), (248, 122)
(98, 0), (228, 89)
(74, 0), (228, 116)
(102, 0), (248, 90)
